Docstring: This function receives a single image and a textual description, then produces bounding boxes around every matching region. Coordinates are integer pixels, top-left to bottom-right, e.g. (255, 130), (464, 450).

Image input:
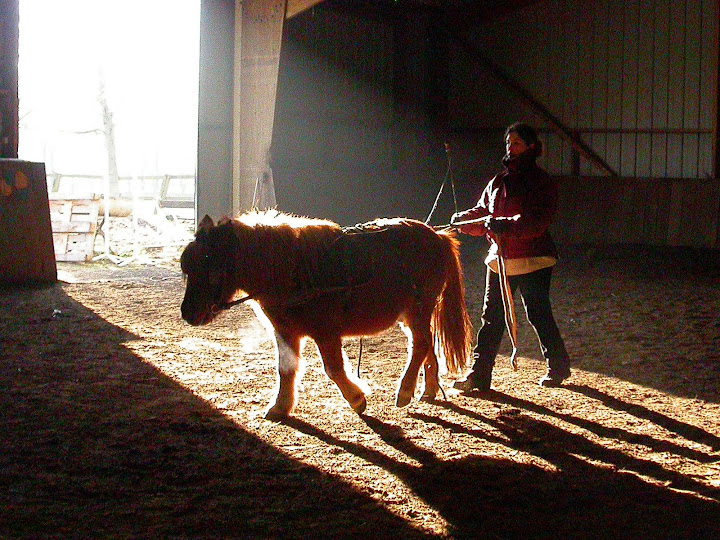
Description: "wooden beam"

(286, 0), (325, 19)
(713, 0), (720, 247)
(0, 0), (19, 158)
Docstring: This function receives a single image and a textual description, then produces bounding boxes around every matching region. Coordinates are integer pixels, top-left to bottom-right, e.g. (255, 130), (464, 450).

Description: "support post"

(0, 0), (19, 158)
(232, 0), (287, 215)
(197, 0), (235, 223)
(714, 0), (720, 247)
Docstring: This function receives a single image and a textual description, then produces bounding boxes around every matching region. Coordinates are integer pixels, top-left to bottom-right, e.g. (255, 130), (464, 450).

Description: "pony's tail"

(432, 231), (473, 375)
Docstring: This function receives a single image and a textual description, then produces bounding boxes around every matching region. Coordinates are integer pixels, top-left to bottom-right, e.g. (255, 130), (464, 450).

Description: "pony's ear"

(197, 215), (214, 236)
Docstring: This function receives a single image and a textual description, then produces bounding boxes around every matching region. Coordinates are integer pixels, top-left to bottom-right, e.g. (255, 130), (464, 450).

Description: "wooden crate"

(49, 199), (99, 262)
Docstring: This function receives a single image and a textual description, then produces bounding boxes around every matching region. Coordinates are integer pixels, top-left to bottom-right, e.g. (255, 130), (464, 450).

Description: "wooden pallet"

(49, 199), (99, 262)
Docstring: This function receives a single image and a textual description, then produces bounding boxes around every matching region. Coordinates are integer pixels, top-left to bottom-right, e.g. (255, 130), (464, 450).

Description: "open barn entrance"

(17, 0), (200, 265)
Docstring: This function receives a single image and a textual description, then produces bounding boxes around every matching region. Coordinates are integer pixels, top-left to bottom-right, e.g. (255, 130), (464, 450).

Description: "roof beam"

(286, 0), (326, 19)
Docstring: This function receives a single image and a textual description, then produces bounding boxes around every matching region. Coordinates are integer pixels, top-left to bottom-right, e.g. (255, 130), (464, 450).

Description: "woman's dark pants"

(467, 265), (570, 386)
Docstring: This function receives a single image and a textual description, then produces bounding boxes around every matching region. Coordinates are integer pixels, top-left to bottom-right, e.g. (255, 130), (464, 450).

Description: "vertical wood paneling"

(697, 0), (714, 178)
(621, 0), (638, 176)
(636, 2), (654, 177)
(577, 5), (595, 176)
(460, 0), (719, 246)
(470, 0), (717, 180)
(667, 1), (687, 178)
(605, 4), (623, 174)
(590, 1), (609, 176)
(684, 0), (701, 177)
(651, 0), (670, 177)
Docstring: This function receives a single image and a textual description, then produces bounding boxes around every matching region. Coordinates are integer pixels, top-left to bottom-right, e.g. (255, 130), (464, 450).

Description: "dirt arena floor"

(1, 238), (719, 538)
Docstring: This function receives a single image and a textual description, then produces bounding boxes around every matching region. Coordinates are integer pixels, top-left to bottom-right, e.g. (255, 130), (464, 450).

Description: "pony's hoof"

(265, 406), (291, 422)
(395, 390), (413, 408)
(351, 396), (367, 415)
(421, 385), (440, 402)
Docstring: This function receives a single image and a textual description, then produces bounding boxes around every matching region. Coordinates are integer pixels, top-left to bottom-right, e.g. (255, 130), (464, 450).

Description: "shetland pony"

(180, 210), (472, 420)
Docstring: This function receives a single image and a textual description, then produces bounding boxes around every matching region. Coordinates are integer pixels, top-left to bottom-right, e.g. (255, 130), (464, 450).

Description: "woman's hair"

(505, 122), (543, 156)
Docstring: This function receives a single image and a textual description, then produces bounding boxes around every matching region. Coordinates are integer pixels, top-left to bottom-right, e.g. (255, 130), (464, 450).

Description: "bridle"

(213, 292), (257, 314)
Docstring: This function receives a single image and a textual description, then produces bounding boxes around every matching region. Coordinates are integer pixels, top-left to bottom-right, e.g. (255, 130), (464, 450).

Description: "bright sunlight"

(18, 0), (200, 181)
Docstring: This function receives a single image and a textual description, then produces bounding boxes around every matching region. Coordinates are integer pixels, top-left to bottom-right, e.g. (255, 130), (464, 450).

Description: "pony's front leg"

(266, 331), (303, 420)
(316, 338), (367, 414)
(396, 325), (432, 407)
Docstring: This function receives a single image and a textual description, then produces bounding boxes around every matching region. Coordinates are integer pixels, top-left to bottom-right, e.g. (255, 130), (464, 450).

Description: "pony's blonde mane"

(234, 208), (338, 229)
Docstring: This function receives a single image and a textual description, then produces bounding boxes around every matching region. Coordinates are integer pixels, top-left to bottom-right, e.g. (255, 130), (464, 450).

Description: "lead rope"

(356, 338), (363, 378)
(450, 213), (520, 369)
(422, 142), (458, 393)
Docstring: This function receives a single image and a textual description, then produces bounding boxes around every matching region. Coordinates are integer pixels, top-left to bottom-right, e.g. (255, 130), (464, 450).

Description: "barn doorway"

(17, 0), (200, 265)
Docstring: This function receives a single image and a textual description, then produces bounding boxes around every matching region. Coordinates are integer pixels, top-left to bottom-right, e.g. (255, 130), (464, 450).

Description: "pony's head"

(180, 215), (241, 326)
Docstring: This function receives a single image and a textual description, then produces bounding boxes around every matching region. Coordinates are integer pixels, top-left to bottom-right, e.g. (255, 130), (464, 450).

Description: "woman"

(452, 122), (570, 391)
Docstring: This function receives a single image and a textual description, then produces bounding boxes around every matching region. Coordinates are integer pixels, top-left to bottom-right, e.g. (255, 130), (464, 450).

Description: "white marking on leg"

(398, 322), (415, 383)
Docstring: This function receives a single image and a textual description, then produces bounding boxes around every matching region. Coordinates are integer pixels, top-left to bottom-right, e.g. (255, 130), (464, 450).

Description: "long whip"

(425, 141), (458, 224)
(496, 241), (518, 370)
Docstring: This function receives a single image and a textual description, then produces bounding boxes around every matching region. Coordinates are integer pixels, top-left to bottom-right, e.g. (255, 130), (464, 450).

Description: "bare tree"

(97, 75), (119, 197)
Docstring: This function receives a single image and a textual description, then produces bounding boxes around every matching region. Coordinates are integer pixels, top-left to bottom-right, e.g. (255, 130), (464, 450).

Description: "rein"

(425, 141), (458, 225)
(496, 242), (518, 370)
(432, 215), (492, 232)
(216, 292), (257, 312)
(217, 279), (373, 313)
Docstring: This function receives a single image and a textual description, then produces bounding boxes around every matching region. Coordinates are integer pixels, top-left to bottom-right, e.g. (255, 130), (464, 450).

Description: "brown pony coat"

(181, 210), (472, 419)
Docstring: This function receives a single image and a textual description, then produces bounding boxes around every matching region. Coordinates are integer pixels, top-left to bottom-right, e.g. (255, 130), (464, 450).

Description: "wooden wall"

(555, 176), (720, 246)
(454, 0), (719, 180)
(271, 0), (720, 247)
(449, 0), (720, 247)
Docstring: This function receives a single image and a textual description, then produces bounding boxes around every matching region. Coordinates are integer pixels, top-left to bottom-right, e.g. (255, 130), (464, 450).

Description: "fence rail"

(47, 173), (195, 208)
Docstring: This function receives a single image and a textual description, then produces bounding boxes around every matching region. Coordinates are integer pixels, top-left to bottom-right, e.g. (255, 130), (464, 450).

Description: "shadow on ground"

(0, 284), (432, 538)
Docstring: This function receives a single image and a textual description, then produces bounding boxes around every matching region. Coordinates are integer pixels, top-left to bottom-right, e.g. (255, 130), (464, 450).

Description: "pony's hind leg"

(421, 348), (442, 402)
(266, 331), (303, 420)
(396, 322), (432, 408)
(316, 338), (367, 414)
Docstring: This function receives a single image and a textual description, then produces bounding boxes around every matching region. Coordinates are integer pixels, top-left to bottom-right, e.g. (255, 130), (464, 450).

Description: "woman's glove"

(487, 215), (520, 234)
(450, 212), (466, 225)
